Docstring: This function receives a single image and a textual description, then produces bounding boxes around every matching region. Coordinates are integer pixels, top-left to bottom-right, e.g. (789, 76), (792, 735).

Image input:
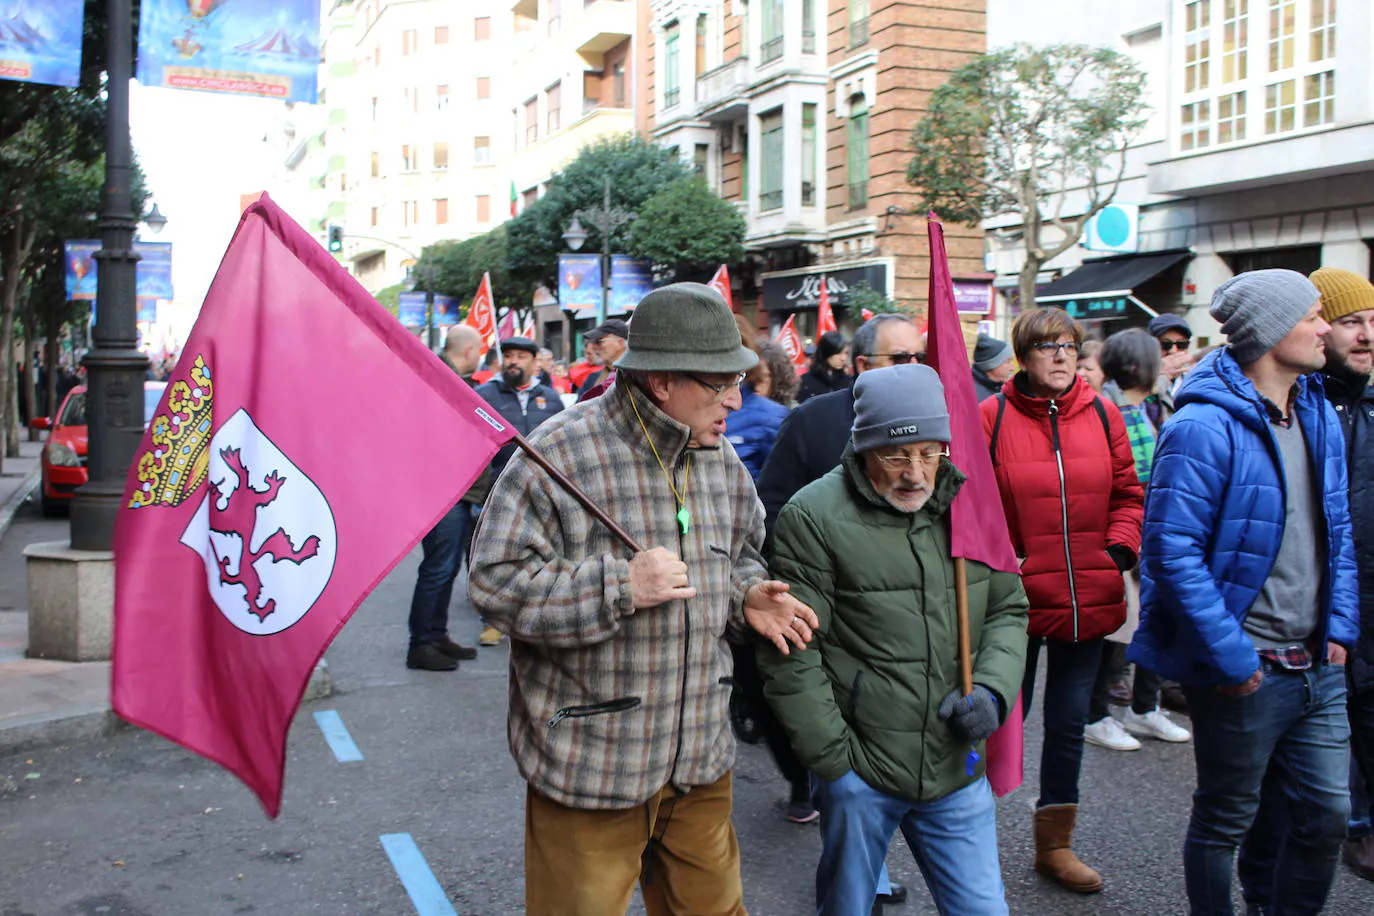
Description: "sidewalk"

(0, 437), (43, 539)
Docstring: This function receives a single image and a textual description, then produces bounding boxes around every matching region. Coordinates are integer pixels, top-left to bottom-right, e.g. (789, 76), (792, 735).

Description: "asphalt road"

(2, 499), (1372, 915)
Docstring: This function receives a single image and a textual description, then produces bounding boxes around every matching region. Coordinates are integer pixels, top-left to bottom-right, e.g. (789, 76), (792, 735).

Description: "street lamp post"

(562, 176), (635, 327)
(70, 0), (149, 551)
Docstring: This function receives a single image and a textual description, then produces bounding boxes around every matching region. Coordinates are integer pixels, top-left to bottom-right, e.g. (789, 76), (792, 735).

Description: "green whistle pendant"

(676, 506), (692, 535)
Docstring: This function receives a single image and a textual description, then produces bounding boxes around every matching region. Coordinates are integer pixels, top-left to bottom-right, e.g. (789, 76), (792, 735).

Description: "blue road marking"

(380, 833), (458, 916)
(312, 710), (363, 763)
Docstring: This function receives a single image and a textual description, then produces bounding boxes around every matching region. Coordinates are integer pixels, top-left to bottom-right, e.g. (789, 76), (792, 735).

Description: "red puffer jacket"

(981, 374), (1144, 642)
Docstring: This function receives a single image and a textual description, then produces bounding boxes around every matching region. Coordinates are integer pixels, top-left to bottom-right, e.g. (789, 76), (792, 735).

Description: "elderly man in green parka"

(758, 363), (1029, 916)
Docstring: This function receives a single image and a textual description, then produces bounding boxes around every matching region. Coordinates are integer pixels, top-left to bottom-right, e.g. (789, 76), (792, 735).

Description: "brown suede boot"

(1033, 804), (1103, 894)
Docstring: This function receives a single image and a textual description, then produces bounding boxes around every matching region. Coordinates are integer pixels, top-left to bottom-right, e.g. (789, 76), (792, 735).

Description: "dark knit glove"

(1107, 544), (1137, 572)
(937, 686), (1001, 743)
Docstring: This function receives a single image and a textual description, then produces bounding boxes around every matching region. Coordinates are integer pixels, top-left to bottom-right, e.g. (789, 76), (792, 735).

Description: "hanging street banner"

(137, 0), (321, 104)
(608, 256), (653, 314)
(0, 0), (84, 87)
(66, 241), (175, 302)
(558, 254), (602, 312)
(397, 292), (457, 329)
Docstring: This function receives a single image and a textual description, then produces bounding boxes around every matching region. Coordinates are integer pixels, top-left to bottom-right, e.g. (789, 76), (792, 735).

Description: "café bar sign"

(762, 264), (888, 311)
(1055, 294), (1136, 321)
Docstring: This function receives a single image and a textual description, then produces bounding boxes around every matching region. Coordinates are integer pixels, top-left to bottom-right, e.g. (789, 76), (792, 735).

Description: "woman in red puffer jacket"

(981, 308), (1143, 897)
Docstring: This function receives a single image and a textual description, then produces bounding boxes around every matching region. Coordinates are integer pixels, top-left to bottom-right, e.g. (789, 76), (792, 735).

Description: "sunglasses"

(868, 352), (922, 365)
(1160, 340), (1189, 353)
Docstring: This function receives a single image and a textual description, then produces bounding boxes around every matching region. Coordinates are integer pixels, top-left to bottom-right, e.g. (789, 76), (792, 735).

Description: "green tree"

(907, 44), (1148, 308)
(843, 282), (905, 317)
(626, 177), (746, 280)
(504, 135), (691, 292)
(422, 226), (525, 319)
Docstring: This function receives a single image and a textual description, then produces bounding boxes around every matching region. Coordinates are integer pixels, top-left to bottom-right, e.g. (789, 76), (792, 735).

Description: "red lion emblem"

(210, 447), (322, 621)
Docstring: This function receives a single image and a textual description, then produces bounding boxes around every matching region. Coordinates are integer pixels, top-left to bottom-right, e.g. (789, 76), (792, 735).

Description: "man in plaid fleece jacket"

(469, 283), (818, 916)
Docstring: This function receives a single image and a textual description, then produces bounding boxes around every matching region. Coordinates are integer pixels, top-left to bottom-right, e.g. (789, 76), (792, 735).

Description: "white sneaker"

(1084, 716), (1141, 751)
(1121, 708), (1191, 743)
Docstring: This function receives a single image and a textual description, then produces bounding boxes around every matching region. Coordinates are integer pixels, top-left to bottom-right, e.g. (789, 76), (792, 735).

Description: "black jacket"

(475, 377), (565, 477)
(756, 387), (855, 552)
(796, 366), (853, 404)
(971, 367), (1001, 403)
(1324, 367), (1374, 692)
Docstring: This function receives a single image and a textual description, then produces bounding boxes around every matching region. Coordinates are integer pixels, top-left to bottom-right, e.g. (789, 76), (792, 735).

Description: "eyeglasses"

(1031, 341), (1079, 356)
(874, 446), (949, 470)
(684, 372), (747, 398)
(1159, 340), (1189, 353)
(867, 352), (922, 365)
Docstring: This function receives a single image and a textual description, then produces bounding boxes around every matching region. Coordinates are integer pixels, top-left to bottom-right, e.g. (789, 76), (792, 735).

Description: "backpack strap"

(1090, 396), (1112, 449)
(988, 393), (1007, 466)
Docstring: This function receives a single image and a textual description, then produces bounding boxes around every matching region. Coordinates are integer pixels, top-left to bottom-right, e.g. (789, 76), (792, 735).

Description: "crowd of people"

(404, 267), (1372, 916)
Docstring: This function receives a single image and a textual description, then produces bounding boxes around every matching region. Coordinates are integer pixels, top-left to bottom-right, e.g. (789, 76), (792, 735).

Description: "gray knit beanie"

(851, 364), (951, 452)
(1209, 269), (1321, 364)
(973, 334), (1014, 372)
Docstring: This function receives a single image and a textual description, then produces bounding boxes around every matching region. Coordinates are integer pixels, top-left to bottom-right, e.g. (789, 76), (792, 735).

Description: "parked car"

(30, 381), (167, 516)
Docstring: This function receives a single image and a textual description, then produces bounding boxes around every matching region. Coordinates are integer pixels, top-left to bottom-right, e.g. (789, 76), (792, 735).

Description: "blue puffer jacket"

(1128, 348), (1360, 687)
(726, 388), (789, 480)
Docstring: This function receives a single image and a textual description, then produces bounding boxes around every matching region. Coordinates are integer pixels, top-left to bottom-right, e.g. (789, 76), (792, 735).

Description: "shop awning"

(1036, 250), (1191, 321)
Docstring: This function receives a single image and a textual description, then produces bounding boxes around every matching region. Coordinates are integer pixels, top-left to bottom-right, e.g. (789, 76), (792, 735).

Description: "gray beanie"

(1209, 269), (1320, 364)
(973, 334), (1013, 372)
(851, 364), (951, 452)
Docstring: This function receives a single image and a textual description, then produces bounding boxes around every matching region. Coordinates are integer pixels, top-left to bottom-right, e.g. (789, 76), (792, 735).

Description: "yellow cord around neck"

(627, 388), (693, 517)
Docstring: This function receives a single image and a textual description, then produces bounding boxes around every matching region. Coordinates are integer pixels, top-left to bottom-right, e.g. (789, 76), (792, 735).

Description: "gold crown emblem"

(128, 355), (214, 509)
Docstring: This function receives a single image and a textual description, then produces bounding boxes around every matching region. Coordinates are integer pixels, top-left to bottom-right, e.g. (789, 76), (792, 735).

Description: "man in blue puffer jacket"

(1129, 269), (1360, 916)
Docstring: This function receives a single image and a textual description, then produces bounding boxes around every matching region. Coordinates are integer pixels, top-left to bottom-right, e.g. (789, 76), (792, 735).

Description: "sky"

(129, 81), (291, 348)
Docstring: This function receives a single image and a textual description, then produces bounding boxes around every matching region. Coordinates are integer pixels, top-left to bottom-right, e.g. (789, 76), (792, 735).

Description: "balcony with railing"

(696, 57), (750, 120)
(571, 0), (633, 59)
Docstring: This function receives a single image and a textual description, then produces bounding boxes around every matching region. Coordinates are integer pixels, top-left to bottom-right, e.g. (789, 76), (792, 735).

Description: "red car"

(30, 381), (167, 516)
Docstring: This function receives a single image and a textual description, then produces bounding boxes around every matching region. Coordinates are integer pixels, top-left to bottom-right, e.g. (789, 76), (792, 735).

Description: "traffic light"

(327, 225), (344, 252)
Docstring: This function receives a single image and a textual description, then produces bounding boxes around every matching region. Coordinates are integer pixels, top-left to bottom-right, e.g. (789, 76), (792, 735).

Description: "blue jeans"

(1022, 636), (1104, 807)
(812, 772), (1007, 916)
(1183, 663), (1351, 916)
(406, 501), (478, 648)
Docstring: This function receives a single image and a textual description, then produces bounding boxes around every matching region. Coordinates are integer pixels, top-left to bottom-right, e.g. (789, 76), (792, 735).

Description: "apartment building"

(986, 0), (1374, 343)
(649, 0), (990, 339)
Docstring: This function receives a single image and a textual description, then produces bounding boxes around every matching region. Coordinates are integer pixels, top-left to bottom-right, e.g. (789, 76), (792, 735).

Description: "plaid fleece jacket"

(468, 381), (768, 810)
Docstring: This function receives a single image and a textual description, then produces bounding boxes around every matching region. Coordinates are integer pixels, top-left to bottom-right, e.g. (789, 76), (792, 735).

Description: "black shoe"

(437, 638), (478, 661)
(1159, 682), (1189, 715)
(407, 644), (458, 671)
(876, 882), (907, 906)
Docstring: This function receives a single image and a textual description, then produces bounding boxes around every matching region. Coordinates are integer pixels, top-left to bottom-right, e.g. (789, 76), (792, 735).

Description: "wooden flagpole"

(513, 433), (645, 554)
(954, 557), (974, 696)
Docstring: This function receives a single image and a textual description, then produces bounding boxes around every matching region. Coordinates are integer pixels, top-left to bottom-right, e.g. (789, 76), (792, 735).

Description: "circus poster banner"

(0, 0), (85, 88)
(66, 241), (175, 304)
(558, 254), (602, 313)
(137, 0), (321, 104)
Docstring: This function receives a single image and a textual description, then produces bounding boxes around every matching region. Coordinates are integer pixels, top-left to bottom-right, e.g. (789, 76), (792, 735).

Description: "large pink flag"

(924, 214), (1023, 796)
(112, 195), (515, 817)
(497, 309), (516, 340)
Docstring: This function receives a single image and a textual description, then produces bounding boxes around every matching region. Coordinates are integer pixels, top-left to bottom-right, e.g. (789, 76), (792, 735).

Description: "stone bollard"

(24, 541), (114, 661)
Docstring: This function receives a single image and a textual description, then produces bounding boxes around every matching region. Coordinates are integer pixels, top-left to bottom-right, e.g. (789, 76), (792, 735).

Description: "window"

(402, 29), (418, 55)
(476, 195), (491, 223)
(801, 103), (817, 205)
(1310, 0), (1335, 62)
(1221, 0), (1248, 83)
(695, 15), (707, 78)
(547, 82), (561, 133)
(405, 86), (419, 113)
(849, 0), (870, 47)
(475, 16), (491, 41)
(847, 95), (869, 209)
(759, 109), (784, 211)
(476, 76), (491, 99)
(663, 23), (681, 109)
(584, 70), (602, 111)
(693, 143), (709, 176)
(1184, 1), (1211, 93)
(370, 151), (379, 177)
(474, 136), (491, 164)
(522, 187), (538, 208)
(761, 0), (784, 64)
(1217, 91), (1248, 142)
(1265, 78), (1296, 133)
(371, 96), (379, 121)
(612, 62), (626, 107)
(435, 199), (449, 225)
(525, 98), (538, 143)
(1180, 100), (1211, 150)
(435, 25), (450, 45)
(370, 206), (379, 227)
(1303, 70), (1334, 126)
(803, 0), (817, 53)
(436, 84), (449, 110)
(375, 43), (382, 67)
(433, 142), (449, 170)
(547, 0), (561, 36)
(1268, 0), (1295, 71)
(403, 200), (418, 227)
(401, 144), (416, 171)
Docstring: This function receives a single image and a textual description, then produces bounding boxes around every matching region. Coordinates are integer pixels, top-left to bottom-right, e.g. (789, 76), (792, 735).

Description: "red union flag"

(707, 265), (733, 310)
(465, 271), (497, 347)
(817, 276), (838, 335)
(774, 314), (807, 368)
(112, 195), (515, 817)
(924, 213), (1022, 796)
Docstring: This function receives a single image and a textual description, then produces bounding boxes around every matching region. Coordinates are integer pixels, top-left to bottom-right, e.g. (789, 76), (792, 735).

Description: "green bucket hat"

(615, 282), (758, 374)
